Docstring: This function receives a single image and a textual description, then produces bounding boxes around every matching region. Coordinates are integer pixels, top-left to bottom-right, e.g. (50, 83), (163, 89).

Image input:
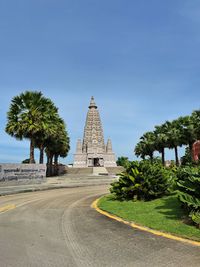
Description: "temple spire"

(73, 97), (117, 167)
(89, 96), (97, 109)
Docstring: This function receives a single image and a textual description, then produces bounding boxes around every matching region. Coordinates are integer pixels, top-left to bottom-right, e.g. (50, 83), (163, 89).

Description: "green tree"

(135, 131), (156, 161)
(45, 118), (70, 176)
(34, 110), (61, 164)
(116, 156), (130, 168)
(134, 142), (146, 160)
(191, 110), (200, 140)
(178, 116), (196, 154)
(154, 124), (168, 166)
(163, 120), (182, 166)
(5, 91), (56, 163)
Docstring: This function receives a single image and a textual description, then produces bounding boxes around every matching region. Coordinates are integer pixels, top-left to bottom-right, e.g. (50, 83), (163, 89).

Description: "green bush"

(110, 160), (171, 201)
(176, 166), (200, 227)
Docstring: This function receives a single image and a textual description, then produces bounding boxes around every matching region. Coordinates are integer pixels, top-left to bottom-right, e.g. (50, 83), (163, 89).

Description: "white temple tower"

(73, 97), (117, 167)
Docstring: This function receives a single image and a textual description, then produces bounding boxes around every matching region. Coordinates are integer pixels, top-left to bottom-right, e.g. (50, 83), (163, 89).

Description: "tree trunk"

(54, 154), (59, 176)
(39, 145), (44, 164)
(49, 155), (53, 177)
(161, 148), (165, 166)
(174, 146), (179, 166)
(46, 155), (50, 177)
(29, 138), (35, 163)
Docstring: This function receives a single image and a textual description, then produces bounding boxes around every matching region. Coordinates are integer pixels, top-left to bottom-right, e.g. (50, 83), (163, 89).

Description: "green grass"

(98, 194), (200, 242)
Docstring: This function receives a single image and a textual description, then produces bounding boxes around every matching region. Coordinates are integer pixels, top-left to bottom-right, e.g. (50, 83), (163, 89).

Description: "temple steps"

(93, 167), (108, 175)
(65, 166), (124, 176)
(54, 174), (118, 186)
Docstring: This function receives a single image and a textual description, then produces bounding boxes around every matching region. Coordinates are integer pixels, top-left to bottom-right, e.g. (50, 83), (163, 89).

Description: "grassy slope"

(98, 195), (200, 241)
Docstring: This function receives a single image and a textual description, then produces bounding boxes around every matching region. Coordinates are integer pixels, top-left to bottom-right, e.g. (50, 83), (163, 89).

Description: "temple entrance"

(93, 158), (100, 167)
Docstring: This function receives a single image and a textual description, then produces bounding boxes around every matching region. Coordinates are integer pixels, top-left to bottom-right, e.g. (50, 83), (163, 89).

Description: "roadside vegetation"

(99, 110), (200, 240)
(98, 194), (200, 241)
(5, 90), (70, 176)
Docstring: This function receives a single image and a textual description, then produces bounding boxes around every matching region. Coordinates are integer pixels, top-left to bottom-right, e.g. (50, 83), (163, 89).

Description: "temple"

(73, 97), (117, 167)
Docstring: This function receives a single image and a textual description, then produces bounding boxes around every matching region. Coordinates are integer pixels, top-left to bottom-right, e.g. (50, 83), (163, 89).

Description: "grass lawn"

(98, 194), (200, 242)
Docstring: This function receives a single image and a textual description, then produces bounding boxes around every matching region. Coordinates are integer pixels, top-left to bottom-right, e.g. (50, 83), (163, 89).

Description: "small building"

(73, 97), (117, 167)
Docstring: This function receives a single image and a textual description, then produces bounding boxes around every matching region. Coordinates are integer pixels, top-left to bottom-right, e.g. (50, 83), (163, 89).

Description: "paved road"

(0, 185), (199, 267)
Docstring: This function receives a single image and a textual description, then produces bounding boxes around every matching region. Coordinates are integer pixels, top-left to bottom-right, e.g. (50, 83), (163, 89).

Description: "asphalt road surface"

(0, 185), (199, 267)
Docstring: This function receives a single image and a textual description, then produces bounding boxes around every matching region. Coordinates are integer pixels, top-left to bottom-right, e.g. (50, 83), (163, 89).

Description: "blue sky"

(0, 0), (200, 163)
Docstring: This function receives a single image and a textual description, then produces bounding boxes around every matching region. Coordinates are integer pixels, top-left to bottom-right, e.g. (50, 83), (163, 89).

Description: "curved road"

(0, 185), (199, 267)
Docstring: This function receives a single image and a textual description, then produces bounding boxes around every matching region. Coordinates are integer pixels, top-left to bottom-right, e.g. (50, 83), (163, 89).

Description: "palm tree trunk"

(49, 155), (53, 177)
(30, 138), (35, 163)
(39, 145), (44, 164)
(54, 154), (59, 176)
(161, 148), (165, 166)
(174, 146), (179, 166)
(46, 155), (50, 177)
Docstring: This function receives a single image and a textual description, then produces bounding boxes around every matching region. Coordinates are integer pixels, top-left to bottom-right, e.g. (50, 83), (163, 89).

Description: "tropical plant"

(45, 118), (70, 176)
(181, 147), (193, 166)
(163, 120), (182, 166)
(154, 124), (168, 165)
(178, 116), (196, 154)
(191, 110), (200, 141)
(5, 91), (58, 163)
(176, 166), (200, 227)
(116, 156), (130, 168)
(110, 160), (170, 201)
(134, 131), (156, 161)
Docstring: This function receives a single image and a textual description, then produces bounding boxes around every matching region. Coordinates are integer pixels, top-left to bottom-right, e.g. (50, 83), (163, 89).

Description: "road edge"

(91, 198), (200, 247)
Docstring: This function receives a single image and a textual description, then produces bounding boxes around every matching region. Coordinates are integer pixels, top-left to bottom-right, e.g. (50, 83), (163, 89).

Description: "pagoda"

(73, 97), (117, 167)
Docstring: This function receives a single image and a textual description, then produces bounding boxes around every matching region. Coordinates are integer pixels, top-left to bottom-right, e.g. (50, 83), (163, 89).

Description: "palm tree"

(135, 131), (156, 161)
(163, 120), (182, 166)
(34, 108), (60, 164)
(191, 110), (200, 140)
(178, 116), (196, 154)
(154, 124), (168, 166)
(140, 131), (156, 161)
(45, 118), (70, 176)
(135, 142), (146, 160)
(5, 91), (57, 163)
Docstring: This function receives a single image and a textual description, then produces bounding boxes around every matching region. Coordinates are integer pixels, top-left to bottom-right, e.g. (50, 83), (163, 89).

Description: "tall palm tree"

(135, 141), (146, 160)
(34, 108), (60, 164)
(5, 91), (57, 163)
(154, 124), (168, 166)
(163, 120), (182, 166)
(135, 131), (156, 161)
(45, 118), (70, 176)
(191, 110), (200, 140)
(178, 116), (196, 154)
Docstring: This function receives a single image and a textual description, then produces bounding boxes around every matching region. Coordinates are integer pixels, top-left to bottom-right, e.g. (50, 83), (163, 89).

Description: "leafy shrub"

(110, 160), (171, 201)
(176, 166), (200, 227)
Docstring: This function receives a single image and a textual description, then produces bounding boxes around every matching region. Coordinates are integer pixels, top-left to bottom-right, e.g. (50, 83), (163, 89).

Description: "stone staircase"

(93, 167), (108, 176)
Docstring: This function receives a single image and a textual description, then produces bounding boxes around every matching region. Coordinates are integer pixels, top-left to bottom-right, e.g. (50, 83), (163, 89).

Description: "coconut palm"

(5, 91), (57, 163)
